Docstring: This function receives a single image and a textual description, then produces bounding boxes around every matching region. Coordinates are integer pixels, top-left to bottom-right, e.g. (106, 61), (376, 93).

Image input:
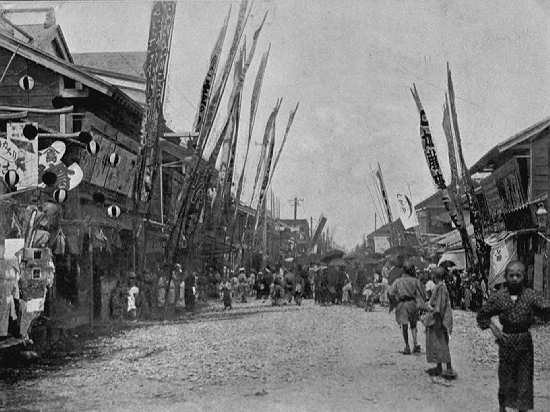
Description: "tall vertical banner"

(375, 163), (393, 223)
(192, 9), (230, 140)
(447, 64), (486, 271)
(309, 215), (327, 251)
(410, 83), (475, 269)
(196, 0), (249, 153)
(234, 46), (270, 222)
(396, 194), (418, 229)
(135, 1), (176, 205)
(253, 100), (281, 237)
(268, 102), (299, 187)
(442, 95), (467, 232)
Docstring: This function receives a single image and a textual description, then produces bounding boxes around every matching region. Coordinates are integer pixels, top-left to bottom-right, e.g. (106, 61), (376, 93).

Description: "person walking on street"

(422, 267), (457, 379)
(388, 262), (426, 354)
(477, 261), (550, 412)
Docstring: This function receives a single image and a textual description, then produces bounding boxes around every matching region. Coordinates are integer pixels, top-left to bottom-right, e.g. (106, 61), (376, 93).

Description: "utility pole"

(288, 197), (304, 220)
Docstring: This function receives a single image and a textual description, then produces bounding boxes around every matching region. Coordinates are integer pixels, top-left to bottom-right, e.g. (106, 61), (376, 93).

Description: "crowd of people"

(104, 254), (550, 411)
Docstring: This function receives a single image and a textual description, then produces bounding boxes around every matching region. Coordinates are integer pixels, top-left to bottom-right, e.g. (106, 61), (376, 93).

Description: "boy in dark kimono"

(477, 261), (550, 412)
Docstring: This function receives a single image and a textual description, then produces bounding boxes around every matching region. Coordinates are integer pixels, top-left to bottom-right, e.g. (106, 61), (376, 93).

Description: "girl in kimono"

(477, 261), (550, 412)
(423, 267), (456, 379)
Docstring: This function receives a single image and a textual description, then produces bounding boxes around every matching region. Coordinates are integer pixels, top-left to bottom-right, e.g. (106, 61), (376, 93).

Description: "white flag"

(396, 194), (418, 229)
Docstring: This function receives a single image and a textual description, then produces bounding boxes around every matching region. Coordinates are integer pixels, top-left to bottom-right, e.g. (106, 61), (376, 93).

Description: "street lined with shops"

(2, 301), (550, 411)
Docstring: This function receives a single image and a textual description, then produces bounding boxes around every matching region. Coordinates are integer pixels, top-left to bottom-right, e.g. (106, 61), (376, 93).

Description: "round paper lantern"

(41, 171), (57, 186)
(19, 75), (35, 91)
(107, 204), (121, 219)
(87, 140), (99, 155)
(53, 188), (67, 203)
(93, 192), (106, 204)
(78, 131), (93, 144)
(4, 169), (19, 187)
(108, 152), (120, 167)
(23, 123), (38, 140)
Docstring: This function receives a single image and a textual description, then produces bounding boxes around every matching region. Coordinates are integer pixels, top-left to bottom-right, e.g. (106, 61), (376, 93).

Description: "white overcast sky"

(7, 0), (550, 248)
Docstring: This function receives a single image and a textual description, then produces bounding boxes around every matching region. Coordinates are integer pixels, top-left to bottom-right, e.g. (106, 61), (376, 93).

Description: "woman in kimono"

(477, 261), (550, 412)
(423, 267), (456, 379)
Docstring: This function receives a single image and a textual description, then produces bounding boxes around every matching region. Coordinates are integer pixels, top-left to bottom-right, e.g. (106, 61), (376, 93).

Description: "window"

(71, 113), (85, 132)
(63, 76), (76, 89)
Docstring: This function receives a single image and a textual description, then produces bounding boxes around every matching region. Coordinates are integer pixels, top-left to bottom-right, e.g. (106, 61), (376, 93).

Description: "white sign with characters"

(374, 235), (391, 253)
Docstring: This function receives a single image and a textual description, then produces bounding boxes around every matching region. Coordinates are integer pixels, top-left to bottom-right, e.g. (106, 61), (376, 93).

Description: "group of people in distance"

(387, 258), (550, 412)
(218, 266), (309, 310)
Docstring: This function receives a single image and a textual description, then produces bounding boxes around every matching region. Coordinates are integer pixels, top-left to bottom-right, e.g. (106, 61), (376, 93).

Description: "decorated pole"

(447, 63), (487, 273)
(410, 84), (475, 270)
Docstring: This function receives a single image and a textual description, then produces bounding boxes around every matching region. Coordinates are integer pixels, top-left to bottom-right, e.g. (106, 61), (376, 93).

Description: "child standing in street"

(422, 266), (456, 379)
(222, 280), (232, 310)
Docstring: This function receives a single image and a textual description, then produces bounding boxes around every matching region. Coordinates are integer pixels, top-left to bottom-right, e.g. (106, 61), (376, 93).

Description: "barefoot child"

(423, 266), (456, 379)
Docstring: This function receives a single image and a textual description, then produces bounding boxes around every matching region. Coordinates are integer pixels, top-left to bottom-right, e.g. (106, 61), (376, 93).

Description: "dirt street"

(1, 301), (549, 411)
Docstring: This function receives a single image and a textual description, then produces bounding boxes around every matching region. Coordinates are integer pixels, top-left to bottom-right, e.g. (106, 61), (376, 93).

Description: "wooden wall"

(0, 49), (60, 131)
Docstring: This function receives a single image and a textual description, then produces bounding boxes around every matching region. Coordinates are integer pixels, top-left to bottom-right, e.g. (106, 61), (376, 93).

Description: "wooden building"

(0, 9), (206, 328)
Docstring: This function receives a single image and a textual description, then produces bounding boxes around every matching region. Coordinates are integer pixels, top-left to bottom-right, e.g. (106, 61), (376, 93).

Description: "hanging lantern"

(108, 152), (120, 167)
(41, 171), (57, 186)
(87, 140), (99, 155)
(22, 123), (38, 140)
(19, 75), (35, 91)
(4, 169), (19, 187)
(107, 204), (121, 219)
(53, 188), (67, 203)
(78, 131), (93, 144)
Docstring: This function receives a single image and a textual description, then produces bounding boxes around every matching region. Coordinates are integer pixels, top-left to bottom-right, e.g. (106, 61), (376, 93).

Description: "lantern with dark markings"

(4, 169), (19, 187)
(107, 204), (121, 219)
(53, 188), (67, 203)
(108, 152), (120, 167)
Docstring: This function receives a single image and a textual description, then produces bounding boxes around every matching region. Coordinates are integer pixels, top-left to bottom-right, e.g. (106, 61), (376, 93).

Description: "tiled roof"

(72, 51), (146, 79)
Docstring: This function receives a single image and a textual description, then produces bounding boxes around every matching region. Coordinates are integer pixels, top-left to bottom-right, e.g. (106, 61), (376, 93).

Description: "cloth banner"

(375, 163), (393, 223)
(488, 236), (516, 290)
(192, 9), (230, 137)
(135, 1), (176, 203)
(5, 122), (38, 189)
(396, 194), (418, 229)
(374, 236), (391, 253)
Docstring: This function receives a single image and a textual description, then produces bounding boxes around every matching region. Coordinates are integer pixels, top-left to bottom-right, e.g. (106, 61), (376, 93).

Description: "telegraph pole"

(288, 197), (304, 220)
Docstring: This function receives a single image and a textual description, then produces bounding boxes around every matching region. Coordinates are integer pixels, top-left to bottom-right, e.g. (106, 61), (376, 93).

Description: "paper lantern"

(53, 188), (67, 203)
(23, 123), (38, 140)
(4, 169), (19, 187)
(108, 152), (120, 167)
(78, 131), (93, 144)
(87, 140), (99, 155)
(41, 171), (57, 186)
(19, 75), (35, 91)
(107, 204), (121, 219)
